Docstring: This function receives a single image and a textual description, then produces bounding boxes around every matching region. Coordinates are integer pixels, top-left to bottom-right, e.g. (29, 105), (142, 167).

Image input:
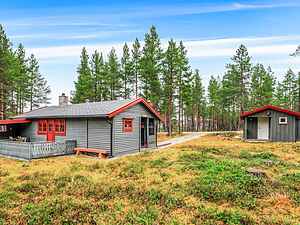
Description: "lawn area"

(0, 135), (299, 224)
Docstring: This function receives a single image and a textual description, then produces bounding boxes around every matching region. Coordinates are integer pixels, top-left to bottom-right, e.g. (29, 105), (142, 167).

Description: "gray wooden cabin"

(241, 105), (300, 142)
(7, 98), (162, 157)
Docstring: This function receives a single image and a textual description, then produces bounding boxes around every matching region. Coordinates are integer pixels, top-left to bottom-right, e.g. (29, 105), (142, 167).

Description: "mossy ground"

(0, 135), (299, 224)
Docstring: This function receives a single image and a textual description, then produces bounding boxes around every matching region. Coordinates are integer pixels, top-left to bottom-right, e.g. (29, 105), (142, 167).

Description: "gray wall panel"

(245, 110), (296, 142)
(21, 118), (111, 151)
(113, 103), (158, 155)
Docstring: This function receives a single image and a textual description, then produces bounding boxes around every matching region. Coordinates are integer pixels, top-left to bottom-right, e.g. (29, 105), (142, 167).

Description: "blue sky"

(1, 0), (300, 104)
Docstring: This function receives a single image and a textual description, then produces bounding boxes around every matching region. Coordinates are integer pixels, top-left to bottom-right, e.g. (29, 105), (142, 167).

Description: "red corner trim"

(241, 105), (300, 118)
(108, 98), (163, 121)
(0, 119), (31, 125)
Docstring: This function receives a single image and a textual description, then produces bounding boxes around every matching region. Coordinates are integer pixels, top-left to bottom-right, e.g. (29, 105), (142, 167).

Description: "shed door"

(258, 117), (269, 140)
(247, 117), (257, 139)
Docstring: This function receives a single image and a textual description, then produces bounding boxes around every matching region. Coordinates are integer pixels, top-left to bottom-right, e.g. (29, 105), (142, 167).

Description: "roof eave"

(14, 114), (108, 119)
(107, 98), (163, 121)
(241, 105), (300, 118)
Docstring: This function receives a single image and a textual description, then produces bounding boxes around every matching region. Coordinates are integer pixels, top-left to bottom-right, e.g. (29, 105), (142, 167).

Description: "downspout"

(138, 117), (141, 152)
(155, 120), (158, 148)
(86, 118), (89, 148)
(107, 118), (113, 157)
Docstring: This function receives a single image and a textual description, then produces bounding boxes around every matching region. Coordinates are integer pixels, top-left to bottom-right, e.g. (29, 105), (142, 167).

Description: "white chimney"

(59, 93), (69, 106)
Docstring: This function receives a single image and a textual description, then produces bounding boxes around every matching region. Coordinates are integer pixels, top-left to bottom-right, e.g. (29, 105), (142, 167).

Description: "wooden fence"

(0, 140), (76, 160)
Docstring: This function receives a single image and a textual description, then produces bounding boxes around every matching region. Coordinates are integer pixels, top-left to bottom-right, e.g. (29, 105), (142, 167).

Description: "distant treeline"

(70, 26), (300, 134)
(0, 25), (50, 119)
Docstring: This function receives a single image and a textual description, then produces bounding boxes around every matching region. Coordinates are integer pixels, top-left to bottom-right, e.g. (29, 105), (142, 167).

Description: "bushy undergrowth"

(0, 136), (299, 224)
(180, 152), (271, 209)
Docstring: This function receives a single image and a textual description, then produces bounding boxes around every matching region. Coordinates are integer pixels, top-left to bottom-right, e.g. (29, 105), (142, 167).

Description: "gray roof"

(14, 99), (134, 119)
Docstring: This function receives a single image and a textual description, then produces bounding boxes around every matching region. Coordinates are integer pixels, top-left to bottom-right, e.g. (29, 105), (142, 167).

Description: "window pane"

(149, 118), (155, 135)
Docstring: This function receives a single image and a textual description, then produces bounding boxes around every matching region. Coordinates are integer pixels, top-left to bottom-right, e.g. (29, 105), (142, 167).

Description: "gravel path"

(157, 132), (203, 149)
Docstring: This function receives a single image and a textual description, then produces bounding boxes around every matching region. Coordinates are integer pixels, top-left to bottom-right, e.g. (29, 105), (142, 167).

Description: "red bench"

(74, 147), (109, 159)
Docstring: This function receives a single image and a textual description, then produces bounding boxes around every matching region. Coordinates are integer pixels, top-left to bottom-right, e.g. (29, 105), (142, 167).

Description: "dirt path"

(157, 132), (203, 149)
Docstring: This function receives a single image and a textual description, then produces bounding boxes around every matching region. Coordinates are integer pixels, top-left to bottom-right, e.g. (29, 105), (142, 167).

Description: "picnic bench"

(74, 147), (109, 159)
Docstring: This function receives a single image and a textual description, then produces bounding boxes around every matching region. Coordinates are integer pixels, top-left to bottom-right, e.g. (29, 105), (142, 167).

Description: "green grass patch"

(180, 153), (271, 209)
(193, 204), (254, 225)
(280, 172), (300, 205)
(149, 157), (173, 168)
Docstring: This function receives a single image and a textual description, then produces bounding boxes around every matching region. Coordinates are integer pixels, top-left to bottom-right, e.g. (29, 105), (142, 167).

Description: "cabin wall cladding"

(269, 111), (295, 142)
(20, 121), (45, 142)
(113, 103), (156, 155)
(244, 109), (297, 142)
(296, 120), (300, 141)
(21, 118), (111, 152)
(54, 118), (111, 151)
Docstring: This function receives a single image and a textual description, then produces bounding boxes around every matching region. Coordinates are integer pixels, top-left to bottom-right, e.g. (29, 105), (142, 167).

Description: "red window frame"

(54, 119), (66, 136)
(37, 119), (66, 136)
(38, 120), (47, 135)
(123, 118), (133, 132)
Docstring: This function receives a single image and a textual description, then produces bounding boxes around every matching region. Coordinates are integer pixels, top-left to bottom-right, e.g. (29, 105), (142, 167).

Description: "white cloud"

(125, 2), (300, 17)
(28, 35), (300, 61)
(3, 1), (299, 29)
(10, 29), (141, 41)
(28, 42), (126, 61)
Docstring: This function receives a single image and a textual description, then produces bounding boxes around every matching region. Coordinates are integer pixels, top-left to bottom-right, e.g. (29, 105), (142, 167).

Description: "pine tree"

(226, 45), (252, 129)
(131, 38), (141, 98)
(121, 43), (134, 99)
(13, 44), (28, 114)
(161, 39), (179, 135)
(181, 70), (194, 131)
(273, 81), (285, 107)
(296, 72), (300, 111)
(140, 26), (162, 106)
(90, 50), (105, 101)
(27, 54), (50, 110)
(220, 70), (239, 130)
(177, 41), (190, 133)
(107, 48), (121, 100)
(207, 76), (220, 130)
(291, 46), (300, 56)
(192, 70), (206, 131)
(0, 24), (50, 117)
(0, 25), (13, 119)
(249, 64), (274, 108)
(280, 69), (297, 109)
(73, 47), (93, 103)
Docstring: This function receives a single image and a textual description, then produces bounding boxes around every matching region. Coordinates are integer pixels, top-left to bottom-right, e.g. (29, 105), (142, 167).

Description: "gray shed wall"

(243, 109), (296, 142)
(269, 111), (295, 142)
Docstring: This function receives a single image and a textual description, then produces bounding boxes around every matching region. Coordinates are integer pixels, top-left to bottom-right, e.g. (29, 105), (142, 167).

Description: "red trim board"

(241, 105), (300, 118)
(108, 98), (163, 121)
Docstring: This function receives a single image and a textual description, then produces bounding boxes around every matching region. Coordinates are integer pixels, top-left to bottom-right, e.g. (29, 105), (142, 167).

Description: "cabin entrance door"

(141, 117), (148, 147)
(46, 120), (56, 142)
(257, 117), (269, 140)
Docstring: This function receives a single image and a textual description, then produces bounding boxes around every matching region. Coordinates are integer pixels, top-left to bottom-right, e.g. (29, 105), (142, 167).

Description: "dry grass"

(0, 135), (299, 224)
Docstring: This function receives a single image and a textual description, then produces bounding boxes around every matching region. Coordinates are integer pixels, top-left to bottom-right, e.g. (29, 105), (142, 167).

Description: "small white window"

(279, 117), (288, 125)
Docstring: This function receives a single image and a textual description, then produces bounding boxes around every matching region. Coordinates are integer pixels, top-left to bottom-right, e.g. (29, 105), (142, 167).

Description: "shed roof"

(14, 98), (162, 120)
(241, 105), (300, 118)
